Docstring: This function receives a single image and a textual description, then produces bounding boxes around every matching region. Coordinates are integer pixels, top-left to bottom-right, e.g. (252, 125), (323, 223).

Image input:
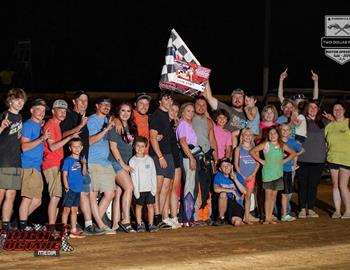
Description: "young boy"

(129, 136), (158, 232)
(61, 138), (87, 238)
(279, 124), (305, 221)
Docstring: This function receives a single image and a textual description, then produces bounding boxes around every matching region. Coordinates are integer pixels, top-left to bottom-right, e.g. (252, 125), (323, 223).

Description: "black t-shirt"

(60, 111), (89, 160)
(149, 108), (172, 156)
(0, 110), (22, 167)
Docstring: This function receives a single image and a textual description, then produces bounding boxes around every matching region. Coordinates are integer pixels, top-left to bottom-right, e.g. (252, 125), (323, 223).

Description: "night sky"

(2, 1), (350, 95)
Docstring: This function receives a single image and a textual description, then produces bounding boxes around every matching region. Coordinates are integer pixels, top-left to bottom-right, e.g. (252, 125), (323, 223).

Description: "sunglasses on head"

(292, 94), (305, 100)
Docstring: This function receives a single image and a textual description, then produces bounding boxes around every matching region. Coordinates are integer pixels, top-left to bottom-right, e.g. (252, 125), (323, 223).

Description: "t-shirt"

(283, 138), (302, 172)
(276, 115), (296, 138)
(295, 114), (307, 138)
(0, 110), (22, 167)
(213, 171), (244, 207)
(262, 142), (283, 182)
(42, 118), (64, 171)
(21, 119), (44, 172)
(325, 118), (350, 167)
(129, 155), (157, 199)
(87, 114), (111, 166)
(133, 110), (149, 154)
(108, 125), (134, 163)
(176, 119), (197, 146)
(217, 101), (247, 132)
(62, 156), (83, 192)
(246, 109), (260, 135)
(149, 108), (172, 156)
(61, 111), (89, 160)
(213, 124), (232, 159)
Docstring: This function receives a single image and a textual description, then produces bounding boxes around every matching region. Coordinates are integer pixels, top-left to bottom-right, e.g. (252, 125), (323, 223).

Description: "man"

(87, 97), (115, 234)
(61, 90), (104, 235)
(203, 82), (247, 148)
(18, 99), (50, 230)
(149, 91), (175, 229)
(42, 99), (80, 231)
(192, 95), (218, 224)
(0, 88), (27, 230)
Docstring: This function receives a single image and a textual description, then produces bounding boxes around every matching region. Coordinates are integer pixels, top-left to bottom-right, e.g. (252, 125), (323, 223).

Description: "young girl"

(212, 109), (232, 160)
(234, 128), (260, 224)
(244, 95), (260, 137)
(250, 127), (296, 224)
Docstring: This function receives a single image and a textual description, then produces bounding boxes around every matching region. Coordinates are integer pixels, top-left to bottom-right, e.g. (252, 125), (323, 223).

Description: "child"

(129, 136), (158, 233)
(61, 138), (87, 238)
(212, 109), (232, 160)
(279, 124), (305, 221)
(234, 128), (260, 224)
(213, 158), (247, 227)
(250, 127), (296, 224)
(244, 95), (260, 137)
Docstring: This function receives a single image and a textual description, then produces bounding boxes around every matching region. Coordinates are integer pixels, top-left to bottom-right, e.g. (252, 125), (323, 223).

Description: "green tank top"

(262, 142), (283, 182)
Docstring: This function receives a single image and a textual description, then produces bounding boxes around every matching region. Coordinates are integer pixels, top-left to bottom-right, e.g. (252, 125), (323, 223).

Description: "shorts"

(62, 190), (81, 207)
(245, 175), (256, 190)
(295, 135), (306, 143)
(282, 171), (293, 194)
(226, 198), (244, 220)
(88, 163), (116, 193)
(43, 166), (62, 198)
(0, 167), (22, 190)
(328, 162), (350, 171)
(133, 191), (155, 206)
(151, 154), (175, 179)
(81, 174), (91, 193)
(111, 161), (123, 174)
(263, 177), (284, 191)
(21, 168), (43, 199)
(172, 148), (182, 169)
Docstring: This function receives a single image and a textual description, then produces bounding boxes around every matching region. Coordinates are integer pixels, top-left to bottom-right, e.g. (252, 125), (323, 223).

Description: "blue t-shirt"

(213, 171), (244, 207)
(87, 114), (111, 166)
(284, 138), (302, 172)
(246, 110), (260, 135)
(62, 156), (83, 192)
(21, 119), (43, 172)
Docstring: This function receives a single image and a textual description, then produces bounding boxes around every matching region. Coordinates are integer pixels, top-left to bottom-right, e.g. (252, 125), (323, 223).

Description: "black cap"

(95, 96), (112, 104)
(218, 158), (232, 167)
(73, 90), (88, 100)
(135, 92), (152, 103)
(31, 98), (50, 110)
(158, 90), (174, 100)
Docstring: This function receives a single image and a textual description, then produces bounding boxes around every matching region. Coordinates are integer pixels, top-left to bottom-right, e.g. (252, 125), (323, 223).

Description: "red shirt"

(133, 110), (149, 154)
(42, 118), (64, 171)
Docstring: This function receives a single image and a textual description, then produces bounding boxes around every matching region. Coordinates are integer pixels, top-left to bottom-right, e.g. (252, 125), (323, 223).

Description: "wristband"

(158, 155), (164, 160)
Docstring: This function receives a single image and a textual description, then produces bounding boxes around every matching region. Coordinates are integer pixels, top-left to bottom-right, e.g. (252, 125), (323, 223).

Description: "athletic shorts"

(245, 175), (256, 191)
(282, 171), (293, 194)
(0, 167), (22, 190)
(21, 168), (43, 199)
(43, 166), (62, 198)
(133, 191), (155, 206)
(226, 198), (244, 220)
(263, 177), (284, 191)
(88, 163), (116, 193)
(151, 154), (175, 179)
(62, 190), (81, 207)
(328, 162), (350, 171)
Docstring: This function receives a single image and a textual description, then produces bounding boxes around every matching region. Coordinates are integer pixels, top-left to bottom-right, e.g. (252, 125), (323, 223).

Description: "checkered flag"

(160, 29), (210, 96)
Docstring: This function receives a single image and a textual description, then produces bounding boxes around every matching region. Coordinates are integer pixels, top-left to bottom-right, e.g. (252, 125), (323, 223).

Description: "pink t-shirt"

(176, 119), (197, 146)
(42, 118), (64, 171)
(214, 124), (232, 159)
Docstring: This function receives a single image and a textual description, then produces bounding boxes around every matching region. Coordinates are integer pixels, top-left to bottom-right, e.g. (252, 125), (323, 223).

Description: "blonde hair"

(261, 104), (278, 122)
(239, 128), (254, 146)
(179, 102), (194, 118)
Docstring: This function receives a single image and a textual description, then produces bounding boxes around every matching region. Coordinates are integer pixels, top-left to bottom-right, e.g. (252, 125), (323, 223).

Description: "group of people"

(0, 69), (349, 240)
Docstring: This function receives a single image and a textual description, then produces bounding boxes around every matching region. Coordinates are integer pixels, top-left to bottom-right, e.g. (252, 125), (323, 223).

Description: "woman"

(297, 100), (327, 218)
(176, 102), (199, 226)
(325, 101), (350, 219)
(108, 102), (136, 232)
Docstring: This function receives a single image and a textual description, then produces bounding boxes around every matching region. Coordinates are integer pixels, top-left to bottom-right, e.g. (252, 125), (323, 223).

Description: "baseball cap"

(31, 98), (49, 110)
(95, 96), (112, 104)
(231, 88), (245, 96)
(52, 99), (68, 110)
(135, 92), (152, 103)
(218, 158), (232, 167)
(73, 90), (88, 100)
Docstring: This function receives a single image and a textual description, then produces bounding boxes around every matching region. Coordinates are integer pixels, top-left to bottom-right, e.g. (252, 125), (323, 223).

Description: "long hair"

(265, 126), (284, 148)
(303, 100), (325, 129)
(261, 104), (278, 122)
(332, 100), (350, 129)
(116, 102), (137, 144)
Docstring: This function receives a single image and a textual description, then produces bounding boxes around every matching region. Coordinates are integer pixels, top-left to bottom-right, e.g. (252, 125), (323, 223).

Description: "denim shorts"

(111, 161), (123, 174)
(81, 174), (91, 193)
(62, 190), (81, 207)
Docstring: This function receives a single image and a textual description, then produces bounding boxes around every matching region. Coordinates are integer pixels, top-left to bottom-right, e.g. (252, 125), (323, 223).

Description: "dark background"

(1, 1), (350, 95)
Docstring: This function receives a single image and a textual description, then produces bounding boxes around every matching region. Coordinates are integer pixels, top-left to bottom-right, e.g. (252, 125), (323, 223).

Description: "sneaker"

(204, 219), (214, 226)
(101, 226), (116, 235)
(332, 212), (342, 219)
(180, 222), (190, 228)
(341, 212), (350, 219)
(69, 231), (86, 239)
(76, 223), (84, 233)
(157, 221), (172, 230)
(169, 217), (181, 229)
(102, 214), (112, 228)
(213, 217), (225, 226)
(298, 209), (307, 219)
(83, 224), (105, 236)
(281, 214), (296, 222)
(307, 209), (319, 218)
(136, 223), (146, 232)
(148, 224), (159, 233)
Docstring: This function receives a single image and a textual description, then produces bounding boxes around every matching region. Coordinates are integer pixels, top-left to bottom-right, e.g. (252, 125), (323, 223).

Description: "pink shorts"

(245, 175), (256, 191)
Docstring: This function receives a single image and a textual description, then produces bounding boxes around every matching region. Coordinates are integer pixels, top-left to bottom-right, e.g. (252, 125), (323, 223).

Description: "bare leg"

(89, 192), (106, 228)
(160, 179), (171, 219)
(98, 191), (114, 219)
(2, 190), (16, 222)
(244, 189), (252, 223)
(147, 204), (155, 224)
(48, 196), (60, 224)
(331, 169), (341, 214)
(281, 193), (288, 216)
(135, 205), (143, 224)
(170, 168), (181, 218)
(19, 197), (32, 221)
(218, 193), (228, 218)
(70, 207), (78, 232)
(155, 176), (164, 215)
(0, 189), (5, 207)
(80, 192), (92, 224)
(28, 198), (41, 216)
(339, 168), (350, 213)
(61, 207), (71, 226)
(115, 170), (134, 224)
(112, 186), (122, 229)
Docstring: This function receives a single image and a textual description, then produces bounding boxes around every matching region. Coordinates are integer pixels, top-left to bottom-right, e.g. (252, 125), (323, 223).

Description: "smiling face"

(231, 93), (244, 109)
(264, 108), (275, 122)
(118, 104), (132, 123)
(241, 128), (253, 144)
(282, 102), (294, 117)
(182, 104), (195, 121)
(69, 140), (83, 156)
(96, 102), (111, 116)
(280, 124), (291, 139)
(216, 114), (228, 128)
(219, 161), (232, 176)
(169, 104), (179, 121)
(52, 108), (67, 122)
(159, 95), (173, 111)
(134, 141), (146, 156)
(31, 105), (46, 123)
(9, 98), (25, 113)
(307, 102), (319, 119)
(333, 104), (345, 120)
(135, 98), (150, 115)
(73, 94), (88, 114)
(268, 128), (279, 142)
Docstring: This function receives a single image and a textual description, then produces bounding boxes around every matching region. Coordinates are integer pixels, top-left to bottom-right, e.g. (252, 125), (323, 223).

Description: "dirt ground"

(1, 180), (350, 270)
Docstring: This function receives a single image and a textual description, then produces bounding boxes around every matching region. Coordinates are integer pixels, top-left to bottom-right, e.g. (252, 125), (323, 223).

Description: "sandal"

(118, 222), (136, 233)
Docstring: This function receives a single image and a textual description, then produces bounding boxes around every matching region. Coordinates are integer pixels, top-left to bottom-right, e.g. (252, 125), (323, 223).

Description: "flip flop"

(118, 222), (136, 233)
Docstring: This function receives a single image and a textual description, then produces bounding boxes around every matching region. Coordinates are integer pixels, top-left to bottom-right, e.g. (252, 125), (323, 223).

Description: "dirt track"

(1, 181), (350, 270)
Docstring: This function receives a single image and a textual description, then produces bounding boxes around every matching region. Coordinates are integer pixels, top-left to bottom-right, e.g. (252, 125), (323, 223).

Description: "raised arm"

(311, 70), (319, 100)
(278, 68), (288, 104)
(203, 81), (218, 110)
